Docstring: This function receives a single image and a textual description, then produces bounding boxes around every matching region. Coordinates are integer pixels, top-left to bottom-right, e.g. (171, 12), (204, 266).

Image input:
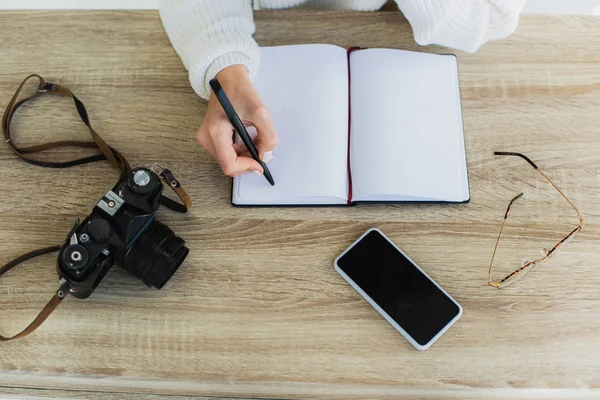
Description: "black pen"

(209, 78), (275, 186)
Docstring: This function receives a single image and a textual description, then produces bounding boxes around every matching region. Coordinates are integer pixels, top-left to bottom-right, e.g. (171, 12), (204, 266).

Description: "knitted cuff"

(196, 50), (259, 100)
(397, 0), (522, 53)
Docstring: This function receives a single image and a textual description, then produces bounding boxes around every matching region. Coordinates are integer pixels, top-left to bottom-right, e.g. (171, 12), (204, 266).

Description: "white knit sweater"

(160, 0), (526, 100)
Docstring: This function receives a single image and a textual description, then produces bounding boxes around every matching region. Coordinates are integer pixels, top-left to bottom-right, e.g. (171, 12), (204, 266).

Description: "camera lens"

(123, 219), (189, 289)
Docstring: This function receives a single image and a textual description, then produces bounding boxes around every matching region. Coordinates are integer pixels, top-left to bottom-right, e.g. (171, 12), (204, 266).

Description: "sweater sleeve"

(159, 0), (259, 100)
(395, 0), (527, 53)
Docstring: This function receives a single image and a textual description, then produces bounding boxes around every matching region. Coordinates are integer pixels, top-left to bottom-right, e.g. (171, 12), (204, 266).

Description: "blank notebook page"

(233, 44), (349, 205)
(349, 49), (469, 202)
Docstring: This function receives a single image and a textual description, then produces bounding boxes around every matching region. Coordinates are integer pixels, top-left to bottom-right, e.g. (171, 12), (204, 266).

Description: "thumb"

(252, 107), (279, 161)
(213, 130), (264, 176)
(234, 156), (264, 176)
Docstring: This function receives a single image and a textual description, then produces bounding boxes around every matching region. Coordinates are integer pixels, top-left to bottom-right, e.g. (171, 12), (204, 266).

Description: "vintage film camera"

(1, 75), (193, 341)
(59, 165), (190, 299)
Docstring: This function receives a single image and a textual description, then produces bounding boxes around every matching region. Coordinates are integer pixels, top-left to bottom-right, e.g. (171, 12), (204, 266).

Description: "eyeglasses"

(488, 152), (585, 289)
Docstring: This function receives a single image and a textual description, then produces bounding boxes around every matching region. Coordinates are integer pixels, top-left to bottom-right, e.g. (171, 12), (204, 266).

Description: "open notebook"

(232, 44), (469, 206)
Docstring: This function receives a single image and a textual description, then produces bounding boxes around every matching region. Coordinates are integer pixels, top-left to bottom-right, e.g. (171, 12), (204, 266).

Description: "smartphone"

(334, 228), (462, 350)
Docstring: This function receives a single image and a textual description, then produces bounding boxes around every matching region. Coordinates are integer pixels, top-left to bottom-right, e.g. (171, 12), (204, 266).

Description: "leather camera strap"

(151, 164), (193, 213)
(1, 75), (191, 341)
(0, 246), (69, 341)
(2, 74), (130, 175)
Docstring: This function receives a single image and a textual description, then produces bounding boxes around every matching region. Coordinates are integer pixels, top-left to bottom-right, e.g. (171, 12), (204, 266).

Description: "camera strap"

(2, 74), (131, 176)
(1, 75), (192, 341)
(0, 246), (70, 341)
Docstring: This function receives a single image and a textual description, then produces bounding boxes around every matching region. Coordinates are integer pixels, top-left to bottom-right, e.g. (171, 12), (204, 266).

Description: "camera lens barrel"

(123, 219), (189, 289)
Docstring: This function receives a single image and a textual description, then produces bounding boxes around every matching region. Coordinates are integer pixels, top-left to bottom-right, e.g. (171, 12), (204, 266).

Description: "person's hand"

(198, 65), (278, 177)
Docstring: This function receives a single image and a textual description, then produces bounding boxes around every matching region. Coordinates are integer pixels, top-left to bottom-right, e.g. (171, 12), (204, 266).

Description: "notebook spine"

(346, 46), (361, 206)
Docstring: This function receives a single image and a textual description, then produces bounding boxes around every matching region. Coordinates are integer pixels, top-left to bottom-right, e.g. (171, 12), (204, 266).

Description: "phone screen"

(335, 230), (460, 347)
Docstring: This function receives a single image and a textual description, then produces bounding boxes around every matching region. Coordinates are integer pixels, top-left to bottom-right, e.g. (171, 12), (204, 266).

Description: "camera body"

(57, 167), (189, 299)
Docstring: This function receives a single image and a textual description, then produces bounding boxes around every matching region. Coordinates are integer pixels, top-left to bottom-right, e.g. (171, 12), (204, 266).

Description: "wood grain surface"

(0, 388), (227, 400)
(0, 10), (599, 400)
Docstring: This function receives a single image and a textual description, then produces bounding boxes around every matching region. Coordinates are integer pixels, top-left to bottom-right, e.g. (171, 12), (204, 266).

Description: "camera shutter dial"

(128, 168), (155, 193)
(88, 218), (111, 243)
(134, 169), (151, 187)
(62, 244), (89, 271)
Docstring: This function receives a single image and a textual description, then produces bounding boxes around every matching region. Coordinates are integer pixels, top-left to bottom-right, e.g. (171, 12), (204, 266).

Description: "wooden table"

(1, 10), (599, 400)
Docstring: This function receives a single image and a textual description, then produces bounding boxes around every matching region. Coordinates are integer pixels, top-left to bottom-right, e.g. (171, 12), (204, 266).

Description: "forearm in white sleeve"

(395, 0), (527, 53)
(159, 0), (259, 99)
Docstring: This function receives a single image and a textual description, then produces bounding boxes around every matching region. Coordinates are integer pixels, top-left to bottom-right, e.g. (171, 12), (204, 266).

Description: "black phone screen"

(336, 230), (460, 346)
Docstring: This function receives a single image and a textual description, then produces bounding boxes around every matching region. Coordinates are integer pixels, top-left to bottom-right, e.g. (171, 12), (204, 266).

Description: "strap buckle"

(150, 163), (192, 213)
(37, 82), (58, 93)
(150, 163), (179, 189)
(150, 163), (166, 177)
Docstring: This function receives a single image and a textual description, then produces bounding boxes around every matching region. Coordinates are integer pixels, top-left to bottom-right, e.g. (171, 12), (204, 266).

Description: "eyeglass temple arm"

(489, 191), (523, 285)
(494, 151), (538, 169)
(494, 151), (585, 227)
(504, 192), (523, 218)
(537, 168), (585, 227)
